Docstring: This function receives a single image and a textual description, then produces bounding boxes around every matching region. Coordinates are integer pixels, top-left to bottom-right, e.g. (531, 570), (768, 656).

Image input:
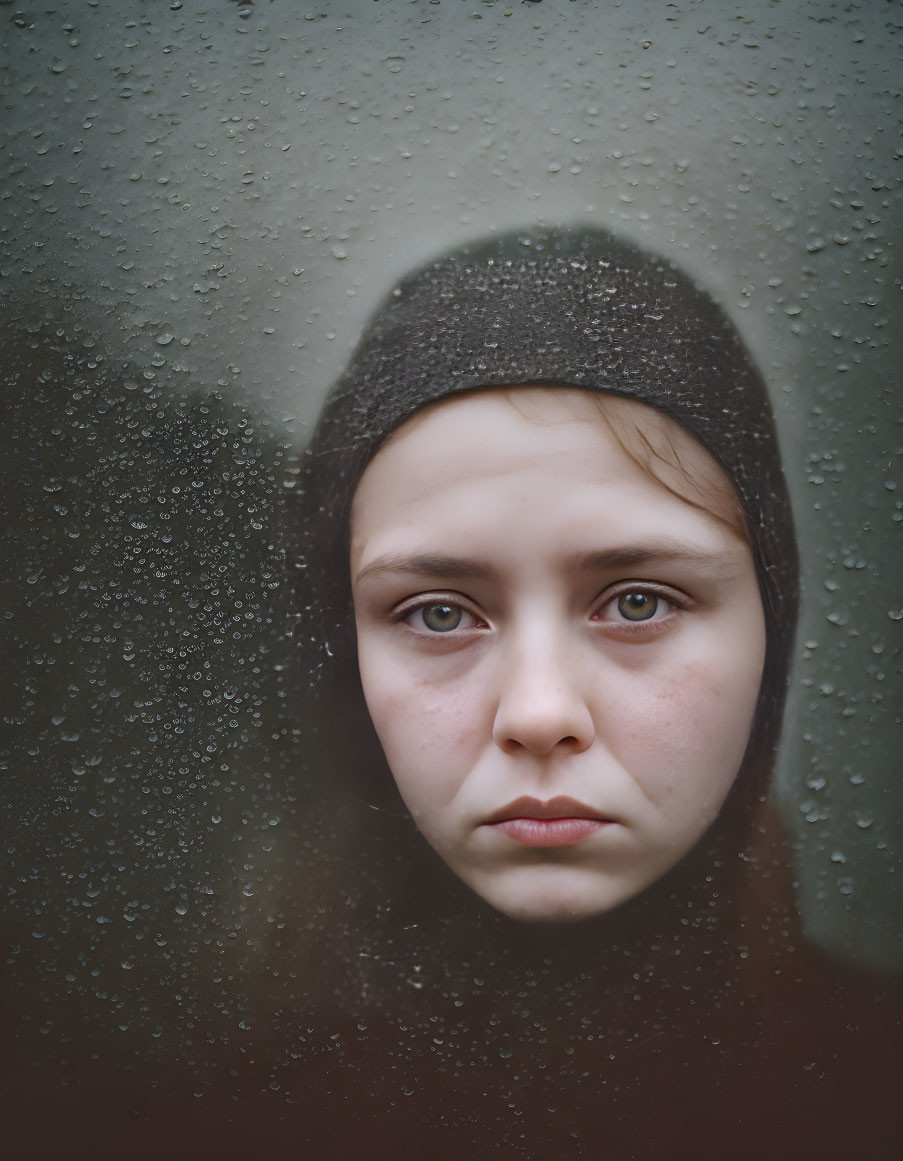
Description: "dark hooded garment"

(276, 229), (900, 1161)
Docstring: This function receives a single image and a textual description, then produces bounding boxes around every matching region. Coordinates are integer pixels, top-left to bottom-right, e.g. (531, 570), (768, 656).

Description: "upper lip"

(485, 796), (613, 824)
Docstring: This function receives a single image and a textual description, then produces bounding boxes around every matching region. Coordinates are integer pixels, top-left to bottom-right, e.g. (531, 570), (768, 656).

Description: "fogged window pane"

(3, 2), (900, 1158)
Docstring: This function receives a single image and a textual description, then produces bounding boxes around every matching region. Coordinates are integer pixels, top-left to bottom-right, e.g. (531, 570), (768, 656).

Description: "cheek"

(357, 652), (485, 807)
(611, 656), (760, 807)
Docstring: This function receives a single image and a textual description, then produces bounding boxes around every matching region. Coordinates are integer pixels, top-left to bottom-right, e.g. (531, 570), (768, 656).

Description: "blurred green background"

(2, 0), (899, 1054)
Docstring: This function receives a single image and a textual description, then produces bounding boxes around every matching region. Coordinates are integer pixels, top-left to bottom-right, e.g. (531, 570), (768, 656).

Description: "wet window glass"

(3, 2), (900, 1158)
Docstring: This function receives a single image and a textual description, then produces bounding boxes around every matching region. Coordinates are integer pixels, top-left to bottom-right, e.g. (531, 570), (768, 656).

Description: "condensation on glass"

(2, 1), (899, 1154)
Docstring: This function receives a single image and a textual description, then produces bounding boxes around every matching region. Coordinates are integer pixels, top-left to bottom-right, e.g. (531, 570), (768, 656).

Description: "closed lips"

(485, 796), (613, 823)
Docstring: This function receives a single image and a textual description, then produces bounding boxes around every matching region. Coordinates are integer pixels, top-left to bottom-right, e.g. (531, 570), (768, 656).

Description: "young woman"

(298, 226), (796, 907)
(288, 228), (898, 1159)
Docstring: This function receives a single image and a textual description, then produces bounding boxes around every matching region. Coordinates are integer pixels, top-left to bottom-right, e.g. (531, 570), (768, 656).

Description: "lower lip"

(489, 818), (608, 848)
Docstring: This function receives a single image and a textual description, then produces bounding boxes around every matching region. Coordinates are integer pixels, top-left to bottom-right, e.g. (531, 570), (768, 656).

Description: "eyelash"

(391, 583), (690, 638)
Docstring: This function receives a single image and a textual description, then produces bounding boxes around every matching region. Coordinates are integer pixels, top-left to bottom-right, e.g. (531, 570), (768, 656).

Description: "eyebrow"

(355, 553), (495, 586)
(354, 539), (744, 586)
(564, 542), (743, 577)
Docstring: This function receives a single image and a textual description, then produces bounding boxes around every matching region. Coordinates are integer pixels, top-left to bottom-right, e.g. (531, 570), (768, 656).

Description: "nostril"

(497, 725), (591, 758)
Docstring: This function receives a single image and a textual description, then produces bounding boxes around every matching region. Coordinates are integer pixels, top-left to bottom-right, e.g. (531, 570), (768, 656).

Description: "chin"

(467, 866), (637, 925)
(496, 900), (614, 925)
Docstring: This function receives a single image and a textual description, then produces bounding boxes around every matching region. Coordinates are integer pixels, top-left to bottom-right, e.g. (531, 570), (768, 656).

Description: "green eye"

(420, 603), (464, 632)
(617, 592), (661, 621)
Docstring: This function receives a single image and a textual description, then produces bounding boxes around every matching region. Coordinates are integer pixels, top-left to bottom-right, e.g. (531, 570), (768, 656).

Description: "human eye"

(392, 595), (486, 636)
(591, 583), (689, 632)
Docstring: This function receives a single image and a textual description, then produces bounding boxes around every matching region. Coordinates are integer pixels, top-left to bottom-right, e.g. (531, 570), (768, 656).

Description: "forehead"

(350, 387), (741, 563)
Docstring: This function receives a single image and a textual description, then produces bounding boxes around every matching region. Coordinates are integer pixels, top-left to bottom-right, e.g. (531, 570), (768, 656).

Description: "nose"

(491, 632), (595, 757)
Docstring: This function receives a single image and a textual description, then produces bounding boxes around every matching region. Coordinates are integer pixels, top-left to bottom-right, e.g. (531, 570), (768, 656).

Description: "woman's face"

(350, 388), (766, 922)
